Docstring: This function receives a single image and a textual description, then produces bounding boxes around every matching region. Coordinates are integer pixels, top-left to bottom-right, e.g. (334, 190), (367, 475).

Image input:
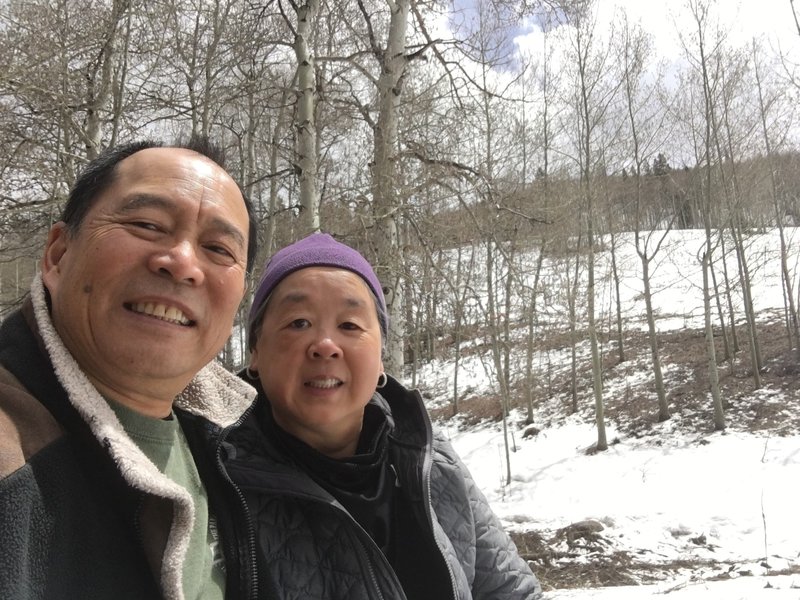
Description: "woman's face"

(249, 267), (384, 457)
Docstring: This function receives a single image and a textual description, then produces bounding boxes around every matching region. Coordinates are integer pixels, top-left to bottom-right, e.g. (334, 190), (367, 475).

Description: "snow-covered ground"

(445, 419), (799, 598)
(547, 575), (800, 599)
(409, 229), (800, 597)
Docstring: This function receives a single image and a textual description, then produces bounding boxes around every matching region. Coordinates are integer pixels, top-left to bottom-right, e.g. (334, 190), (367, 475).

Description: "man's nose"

(149, 240), (205, 285)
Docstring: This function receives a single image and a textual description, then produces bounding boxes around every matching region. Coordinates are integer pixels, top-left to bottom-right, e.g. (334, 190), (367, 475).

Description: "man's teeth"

(306, 379), (341, 389)
(131, 302), (191, 325)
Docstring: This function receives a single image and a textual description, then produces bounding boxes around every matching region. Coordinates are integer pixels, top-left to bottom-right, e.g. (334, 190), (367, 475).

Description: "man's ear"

(41, 222), (69, 288)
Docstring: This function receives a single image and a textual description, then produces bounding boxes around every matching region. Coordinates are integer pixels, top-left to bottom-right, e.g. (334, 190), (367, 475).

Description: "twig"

(761, 489), (770, 568)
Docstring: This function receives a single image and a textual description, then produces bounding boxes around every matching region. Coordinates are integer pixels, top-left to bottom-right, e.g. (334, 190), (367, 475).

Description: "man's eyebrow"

(120, 193), (246, 251)
(208, 216), (246, 251)
(120, 193), (171, 213)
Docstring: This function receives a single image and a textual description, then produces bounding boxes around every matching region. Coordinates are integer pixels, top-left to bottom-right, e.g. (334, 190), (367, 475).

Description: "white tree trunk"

(294, 0), (320, 234)
(372, 0), (410, 375)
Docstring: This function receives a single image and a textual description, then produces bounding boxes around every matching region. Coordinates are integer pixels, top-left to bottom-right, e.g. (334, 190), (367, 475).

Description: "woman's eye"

(289, 319), (310, 329)
(340, 321), (361, 331)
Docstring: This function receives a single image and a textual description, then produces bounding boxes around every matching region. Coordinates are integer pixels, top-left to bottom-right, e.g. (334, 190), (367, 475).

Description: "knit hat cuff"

(248, 233), (387, 344)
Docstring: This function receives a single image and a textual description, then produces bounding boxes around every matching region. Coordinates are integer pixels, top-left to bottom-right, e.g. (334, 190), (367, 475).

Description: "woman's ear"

(248, 347), (259, 372)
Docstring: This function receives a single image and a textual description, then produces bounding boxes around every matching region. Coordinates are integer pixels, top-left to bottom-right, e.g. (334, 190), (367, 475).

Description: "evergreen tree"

(653, 152), (671, 176)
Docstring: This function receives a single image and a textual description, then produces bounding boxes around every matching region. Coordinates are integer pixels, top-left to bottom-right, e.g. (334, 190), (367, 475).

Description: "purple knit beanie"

(248, 233), (388, 347)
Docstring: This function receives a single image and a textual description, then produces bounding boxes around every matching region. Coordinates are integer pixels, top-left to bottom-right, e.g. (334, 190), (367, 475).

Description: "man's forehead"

(98, 147), (249, 242)
(116, 147), (223, 179)
(111, 148), (245, 211)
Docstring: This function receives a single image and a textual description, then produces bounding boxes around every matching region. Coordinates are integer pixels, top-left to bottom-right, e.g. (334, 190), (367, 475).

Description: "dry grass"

(439, 318), (800, 439)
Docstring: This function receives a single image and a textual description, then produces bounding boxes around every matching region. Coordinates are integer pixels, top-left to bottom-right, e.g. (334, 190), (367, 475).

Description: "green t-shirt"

(108, 400), (226, 600)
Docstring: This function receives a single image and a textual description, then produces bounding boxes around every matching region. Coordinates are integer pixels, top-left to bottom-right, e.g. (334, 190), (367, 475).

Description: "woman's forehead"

(269, 267), (374, 308)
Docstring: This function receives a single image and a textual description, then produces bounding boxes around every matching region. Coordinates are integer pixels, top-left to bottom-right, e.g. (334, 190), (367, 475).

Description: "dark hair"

(61, 137), (259, 274)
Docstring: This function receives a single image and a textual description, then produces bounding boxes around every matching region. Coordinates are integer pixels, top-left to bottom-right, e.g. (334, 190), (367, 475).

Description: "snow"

(408, 229), (800, 598)
(547, 575), (800, 600)
(444, 420), (800, 598)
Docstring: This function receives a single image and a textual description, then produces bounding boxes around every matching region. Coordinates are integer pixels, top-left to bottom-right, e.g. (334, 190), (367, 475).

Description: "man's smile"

(126, 301), (194, 326)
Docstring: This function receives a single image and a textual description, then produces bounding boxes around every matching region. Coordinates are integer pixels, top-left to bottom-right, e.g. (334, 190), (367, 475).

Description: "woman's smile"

(304, 377), (343, 390)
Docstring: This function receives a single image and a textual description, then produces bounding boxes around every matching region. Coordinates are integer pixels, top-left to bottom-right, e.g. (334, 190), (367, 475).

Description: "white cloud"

(510, 0), (799, 67)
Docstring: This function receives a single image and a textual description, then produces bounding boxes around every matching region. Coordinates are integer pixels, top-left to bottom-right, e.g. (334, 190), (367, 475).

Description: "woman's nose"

(308, 336), (341, 359)
(149, 240), (205, 285)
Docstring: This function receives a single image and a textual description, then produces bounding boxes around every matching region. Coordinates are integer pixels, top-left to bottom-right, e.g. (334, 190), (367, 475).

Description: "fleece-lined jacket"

(0, 275), (258, 600)
(225, 375), (543, 600)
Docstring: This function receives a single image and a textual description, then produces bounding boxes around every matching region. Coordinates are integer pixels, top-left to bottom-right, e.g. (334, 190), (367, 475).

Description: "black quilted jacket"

(225, 375), (542, 600)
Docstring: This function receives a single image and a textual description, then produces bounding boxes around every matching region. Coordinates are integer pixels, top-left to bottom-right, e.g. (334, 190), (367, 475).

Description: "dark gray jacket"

(226, 375), (542, 600)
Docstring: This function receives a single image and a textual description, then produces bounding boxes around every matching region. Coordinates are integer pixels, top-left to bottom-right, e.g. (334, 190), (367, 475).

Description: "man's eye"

(205, 244), (234, 258)
(131, 221), (160, 231)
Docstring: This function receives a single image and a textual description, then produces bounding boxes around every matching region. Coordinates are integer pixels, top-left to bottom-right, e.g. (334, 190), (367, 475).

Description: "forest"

(1, 0), (799, 452)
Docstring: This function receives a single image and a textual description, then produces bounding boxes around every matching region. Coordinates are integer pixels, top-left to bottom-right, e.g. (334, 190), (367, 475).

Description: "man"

(0, 139), (259, 599)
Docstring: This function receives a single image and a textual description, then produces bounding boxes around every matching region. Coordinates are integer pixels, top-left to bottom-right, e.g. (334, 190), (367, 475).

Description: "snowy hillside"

(406, 228), (800, 598)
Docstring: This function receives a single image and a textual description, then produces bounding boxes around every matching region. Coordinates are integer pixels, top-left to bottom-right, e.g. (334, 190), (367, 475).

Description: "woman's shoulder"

(431, 429), (461, 463)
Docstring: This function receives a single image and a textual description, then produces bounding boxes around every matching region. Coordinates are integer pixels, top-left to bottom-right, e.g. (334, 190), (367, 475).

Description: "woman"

(228, 233), (542, 600)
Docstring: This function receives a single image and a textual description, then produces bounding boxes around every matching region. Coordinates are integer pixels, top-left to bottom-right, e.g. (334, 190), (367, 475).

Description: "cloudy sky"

(445, 0), (799, 68)
(438, 0), (800, 170)
(592, 0), (798, 60)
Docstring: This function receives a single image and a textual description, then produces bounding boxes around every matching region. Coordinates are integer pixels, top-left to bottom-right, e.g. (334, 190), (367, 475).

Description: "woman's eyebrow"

(275, 292), (366, 308)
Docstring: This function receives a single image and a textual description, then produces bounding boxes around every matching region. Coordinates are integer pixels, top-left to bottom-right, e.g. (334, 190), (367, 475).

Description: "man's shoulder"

(0, 363), (65, 480)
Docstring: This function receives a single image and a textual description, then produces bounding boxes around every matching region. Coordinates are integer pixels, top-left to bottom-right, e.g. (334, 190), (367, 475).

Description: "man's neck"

(91, 378), (178, 418)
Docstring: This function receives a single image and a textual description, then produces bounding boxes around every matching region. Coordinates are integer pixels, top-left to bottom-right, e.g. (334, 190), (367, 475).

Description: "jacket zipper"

(317, 486), (405, 600)
(215, 403), (260, 600)
(416, 389), (459, 600)
(354, 533), (386, 600)
(233, 465), (406, 600)
(425, 467), (458, 599)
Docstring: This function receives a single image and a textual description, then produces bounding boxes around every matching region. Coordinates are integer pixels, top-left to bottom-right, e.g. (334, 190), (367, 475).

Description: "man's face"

(41, 147), (249, 407)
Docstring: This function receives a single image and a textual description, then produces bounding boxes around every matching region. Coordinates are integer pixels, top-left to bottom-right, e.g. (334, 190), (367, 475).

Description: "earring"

(245, 366), (259, 380)
(376, 372), (388, 389)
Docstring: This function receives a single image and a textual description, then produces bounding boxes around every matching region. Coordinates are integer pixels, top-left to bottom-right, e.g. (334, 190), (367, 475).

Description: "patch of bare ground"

(530, 552), (640, 590)
(510, 528), (800, 591)
(441, 318), (800, 439)
(599, 319), (800, 438)
(508, 528), (707, 590)
(428, 393), (504, 424)
(509, 529), (640, 590)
